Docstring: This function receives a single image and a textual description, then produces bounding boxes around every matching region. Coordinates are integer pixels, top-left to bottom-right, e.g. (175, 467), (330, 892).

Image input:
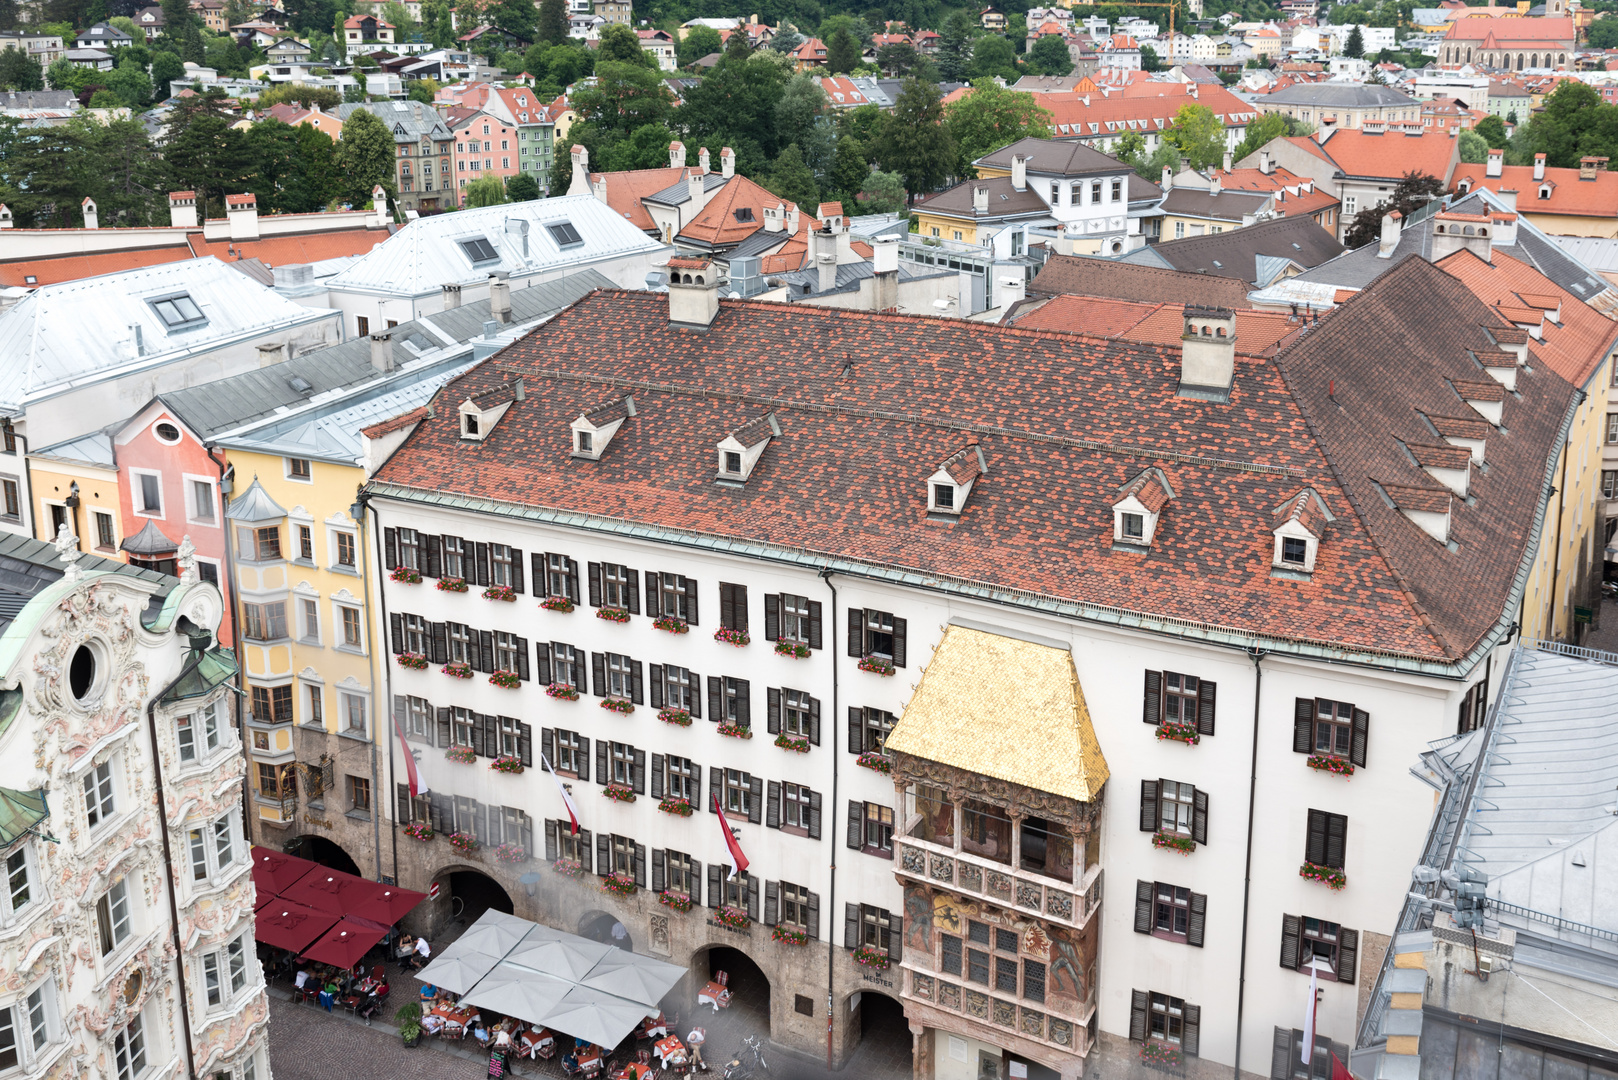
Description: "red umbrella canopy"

(300, 916), (389, 969)
(254, 901), (339, 954)
(279, 867), (393, 918)
(354, 883), (428, 926)
(250, 846), (318, 896)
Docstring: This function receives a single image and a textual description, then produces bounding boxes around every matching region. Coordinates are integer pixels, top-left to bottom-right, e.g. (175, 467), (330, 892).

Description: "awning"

(460, 962), (572, 1020)
(0, 787), (48, 848)
(250, 846), (319, 895)
(356, 883), (429, 925)
(301, 916), (390, 968)
(578, 949), (685, 1008)
(254, 901), (339, 954)
(279, 868), (395, 917)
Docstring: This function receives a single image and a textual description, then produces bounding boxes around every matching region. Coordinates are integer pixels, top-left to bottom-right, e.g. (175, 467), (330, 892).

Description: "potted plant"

(489, 669), (521, 689)
(658, 707), (692, 727)
(448, 831), (480, 854)
(491, 755), (524, 774)
(601, 871), (637, 896)
(717, 721), (752, 740)
(494, 843), (527, 864)
(852, 945), (890, 970)
(483, 584), (517, 602)
(442, 661), (473, 679)
(546, 682), (581, 700)
(774, 640), (810, 659)
(541, 595), (575, 612)
(390, 566), (422, 585)
(1306, 753), (1354, 778)
(601, 698), (635, 715)
(603, 783), (637, 803)
(1139, 1041), (1182, 1069)
(772, 925), (808, 946)
(396, 1003), (423, 1047)
(395, 651), (429, 670)
(1300, 861), (1347, 890)
(713, 627), (749, 647)
(403, 822), (434, 842)
(445, 745), (476, 764)
(856, 751), (892, 775)
(858, 655), (895, 676)
(658, 796), (694, 817)
(436, 577), (468, 593)
(1152, 832), (1195, 855)
(552, 858), (586, 879)
(596, 607), (631, 623)
(715, 905), (751, 930)
(1155, 720), (1199, 745)
(653, 615), (689, 635)
(774, 732), (810, 753)
(659, 891), (693, 912)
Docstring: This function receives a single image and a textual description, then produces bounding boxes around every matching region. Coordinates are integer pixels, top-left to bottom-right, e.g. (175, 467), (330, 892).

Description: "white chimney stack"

(1533, 152), (1546, 181)
(168, 190), (198, 228)
(570, 144), (591, 194)
(721, 146), (735, 179)
(1485, 149), (1503, 179)
(1162, 165), (1172, 192)
(998, 273), (1026, 312)
(1210, 172), (1221, 196)
(226, 193), (260, 240)
(370, 332), (394, 373)
(698, 146), (711, 173)
(372, 185), (389, 227)
(1179, 306), (1237, 397)
(872, 234), (899, 274)
(973, 186), (989, 213)
(1377, 209), (1402, 258)
(1011, 154), (1028, 192)
(81, 197), (98, 230)
(1259, 150), (1272, 175)
(489, 274), (512, 324)
(442, 283), (462, 309)
(666, 256), (720, 328)
(669, 140), (686, 169)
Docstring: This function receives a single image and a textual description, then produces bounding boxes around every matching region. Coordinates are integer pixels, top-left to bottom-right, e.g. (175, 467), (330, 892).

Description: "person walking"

(411, 934), (432, 971)
(686, 1026), (707, 1072)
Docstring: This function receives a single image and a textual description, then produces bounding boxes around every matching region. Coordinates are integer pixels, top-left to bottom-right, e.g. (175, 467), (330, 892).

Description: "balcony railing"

(896, 838), (1103, 929)
(901, 959), (1096, 1059)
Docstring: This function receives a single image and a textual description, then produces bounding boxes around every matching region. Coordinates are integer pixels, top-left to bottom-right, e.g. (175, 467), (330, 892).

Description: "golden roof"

(885, 624), (1109, 803)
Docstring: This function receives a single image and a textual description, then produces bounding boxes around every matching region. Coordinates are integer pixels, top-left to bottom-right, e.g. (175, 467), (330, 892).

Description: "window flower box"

(774, 640), (810, 659)
(1152, 832), (1195, 855)
(489, 669), (521, 689)
(858, 655), (895, 676)
(715, 905), (751, 930)
(852, 946), (890, 970)
(658, 796), (695, 817)
(774, 733), (810, 754)
(1156, 721), (1200, 745)
(483, 585), (517, 602)
(448, 831), (480, 855)
(541, 595), (575, 613)
(659, 708), (692, 727)
(390, 566), (422, 584)
(403, 822), (434, 842)
(396, 652), (428, 670)
(546, 683), (581, 701)
(772, 926), (808, 947)
(436, 577), (468, 593)
(445, 745), (477, 764)
(653, 615), (689, 635)
(659, 891), (693, 912)
(490, 756), (525, 774)
(713, 627), (750, 647)
(1306, 754), (1354, 779)
(602, 783), (637, 803)
(552, 858), (586, 879)
(717, 722), (752, 740)
(601, 698), (635, 715)
(596, 607), (631, 624)
(494, 843), (528, 864)
(1139, 1041), (1182, 1068)
(442, 661), (473, 679)
(856, 751), (892, 775)
(1300, 861), (1347, 891)
(601, 871), (637, 896)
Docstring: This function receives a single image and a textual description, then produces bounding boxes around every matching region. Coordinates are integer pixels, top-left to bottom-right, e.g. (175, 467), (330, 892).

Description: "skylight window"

(149, 292), (205, 330)
(546, 221), (583, 247)
(458, 237), (499, 264)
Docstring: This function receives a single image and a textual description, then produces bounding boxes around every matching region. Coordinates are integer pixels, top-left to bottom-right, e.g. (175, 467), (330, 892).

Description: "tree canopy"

(1027, 35), (1072, 76)
(1164, 103), (1226, 169)
(873, 76), (956, 200)
(1342, 170), (1443, 248)
(943, 81), (1052, 177)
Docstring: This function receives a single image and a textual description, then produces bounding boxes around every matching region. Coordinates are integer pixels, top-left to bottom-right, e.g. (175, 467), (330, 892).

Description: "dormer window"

(1271, 488), (1332, 575)
(933, 483), (955, 511)
(572, 395), (634, 460)
(724, 450), (742, 474)
(460, 383), (519, 442)
(1539, 185), (1552, 200)
(1112, 467), (1173, 548)
(577, 430), (593, 454)
(1280, 537), (1308, 565)
(1122, 512), (1144, 541)
(462, 412), (480, 437)
(717, 413), (779, 484)
(928, 443), (986, 517)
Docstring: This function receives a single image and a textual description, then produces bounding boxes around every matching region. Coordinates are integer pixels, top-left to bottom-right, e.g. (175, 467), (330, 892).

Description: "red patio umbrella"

(254, 901), (339, 954)
(250, 846), (318, 897)
(279, 867), (393, 918)
(300, 916), (390, 969)
(351, 883), (428, 926)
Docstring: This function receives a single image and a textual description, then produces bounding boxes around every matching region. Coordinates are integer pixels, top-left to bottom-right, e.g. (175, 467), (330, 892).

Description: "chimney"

(998, 273), (1026, 312)
(1178, 306), (1237, 398)
(698, 147), (711, 173)
(1209, 172), (1221, 196)
(489, 274), (512, 324)
(1430, 212), (1493, 262)
(372, 185), (389, 227)
(255, 341), (286, 366)
(227, 193), (260, 240)
(872, 234), (899, 275)
(1222, 149), (1232, 172)
(1532, 153), (1546, 181)
(1378, 210), (1402, 258)
(666, 256), (720, 328)
(1485, 148), (1503, 178)
(764, 204), (785, 233)
(1489, 210), (1518, 248)
(1161, 165), (1172, 192)
(132, 325), (146, 357)
(688, 170), (705, 206)
(1259, 150), (1272, 175)
(973, 186), (989, 213)
(442, 282), (462, 309)
(1011, 154), (1027, 192)
(0, 204), (10, 229)
(720, 147), (735, 179)
(1495, 188), (1518, 212)
(505, 217), (530, 259)
(816, 252), (836, 292)
(669, 140), (686, 168)
(82, 197), (98, 230)
(1579, 156), (1607, 180)
(570, 144), (591, 193)
(370, 332), (395, 373)
(785, 203), (800, 233)
(168, 190), (198, 228)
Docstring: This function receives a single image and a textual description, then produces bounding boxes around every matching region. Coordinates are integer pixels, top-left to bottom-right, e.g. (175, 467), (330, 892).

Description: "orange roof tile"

(1452, 162), (1618, 219)
(0, 246), (195, 287)
(678, 174), (783, 249)
(1009, 294), (1306, 356)
(362, 406), (428, 438)
(184, 226), (389, 266)
(587, 166), (703, 232)
(1313, 128), (1458, 183)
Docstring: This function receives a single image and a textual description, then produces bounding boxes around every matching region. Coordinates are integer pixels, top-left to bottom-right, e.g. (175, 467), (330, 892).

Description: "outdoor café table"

(697, 981), (731, 1011)
(519, 1028), (555, 1059)
(638, 1014), (669, 1040)
(613, 1063), (654, 1080)
(432, 1004), (478, 1031)
(577, 1049), (603, 1077)
(653, 1036), (687, 1069)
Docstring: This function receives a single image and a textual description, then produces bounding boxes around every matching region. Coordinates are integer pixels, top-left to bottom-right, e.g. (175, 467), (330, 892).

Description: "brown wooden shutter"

(634, 843), (647, 888)
(474, 542), (490, 586)
(1143, 669), (1162, 725)
(577, 735), (589, 776)
(389, 613), (403, 654)
(541, 727), (554, 767)
(544, 820), (559, 862)
(595, 740), (608, 785)
(1279, 913), (1302, 970)
(1305, 810), (1328, 865)
(807, 600), (823, 650)
(625, 569), (640, 613)
(848, 707), (864, 753)
(632, 747), (646, 793)
(766, 780), (781, 828)
(1139, 779), (1158, 832)
(430, 622), (449, 664)
(847, 608), (864, 657)
(518, 723), (532, 766)
(735, 680), (751, 728)
(478, 630), (494, 672)
(1350, 708), (1369, 769)
(767, 688), (782, 734)
(708, 766), (721, 814)
(1336, 927), (1358, 984)
(631, 661), (644, 705)
(510, 548), (524, 593)
(1294, 698), (1315, 754)
(887, 912), (902, 961)
(847, 800), (862, 850)
(649, 664), (664, 708)
(1187, 892), (1207, 948)
(764, 880), (779, 926)
(652, 848), (665, 893)
(592, 652), (607, 697)
(708, 864), (723, 908)
(567, 559), (581, 603)
(809, 789), (822, 839)
(424, 535), (442, 577)
(810, 696), (821, 745)
(531, 552), (546, 596)
(595, 833), (610, 876)
(1133, 880), (1153, 933)
(587, 562), (602, 606)
(650, 754), (664, 799)
(764, 593), (779, 641)
(844, 903), (859, 948)
(515, 637), (530, 681)
(1192, 787), (1208, 845)
(720, 584), (736, 632)
(1270, 1027), (1295, 1080)
(396, 782), (412, 825)
(437, 707), (452, 747)
(683, 577), (698, 625)
(747, 774), (762, 824)
(892, 617), (907, 667)
(707, 676), (722, 722)
(689, 674), (702, 718)
(1181, 1004), (1200, 1057)
(1325, 813), (1347, 869)
(1197, 680), (1217, 736)
(535, 643), (552, 685)
(578, 828), (592, 873)
(383, 527), (397, 568)
(644, 571), (661, 617)
(1128, 990), (1148, 1042)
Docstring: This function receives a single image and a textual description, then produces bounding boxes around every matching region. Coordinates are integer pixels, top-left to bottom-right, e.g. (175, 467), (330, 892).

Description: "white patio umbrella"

(452, 909), (533, 956)
(460, 962), (572, 1023)
(417, 948), (503, 995)
(542, 984), (658, 1049)
(577, 949), (685, 1009)
(505, 936), (613, 983)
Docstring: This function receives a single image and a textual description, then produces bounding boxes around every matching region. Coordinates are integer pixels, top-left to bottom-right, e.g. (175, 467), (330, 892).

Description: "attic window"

(733, 208), (755, 223)
(577, 430), (593, 454)
(149, 292), (205, 330)
(462, 411), (480, 437)
(459, 237), (499, 264)
(1280, 537), (1307, 565)
(1121, 512), (1144, 540)
(716, 413), (779, 484)
(1539, 185), (1551, 200)
(723, 450), (742, 474)
(547, 221), (583, 247)
(933, 483), (955, 510)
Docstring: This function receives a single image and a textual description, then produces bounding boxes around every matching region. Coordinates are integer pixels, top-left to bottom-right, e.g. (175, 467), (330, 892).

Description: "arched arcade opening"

(284, 834), (362, 877)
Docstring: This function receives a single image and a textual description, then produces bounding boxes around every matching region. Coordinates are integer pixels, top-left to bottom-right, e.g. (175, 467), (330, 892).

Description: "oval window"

(154, 422), (181, 444)
(70, 644), (97, 702)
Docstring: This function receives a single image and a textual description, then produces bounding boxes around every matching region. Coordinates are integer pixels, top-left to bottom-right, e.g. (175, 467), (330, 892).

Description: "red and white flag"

(542, 754), (581, 835)
(713, 793), (749, 878)
(394, 709), (427, 798)
(1301, 958), (1321, 1066)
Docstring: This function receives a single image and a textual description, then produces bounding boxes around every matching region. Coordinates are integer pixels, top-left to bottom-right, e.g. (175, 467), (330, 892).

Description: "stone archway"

(690, 944), (772, 1038)
(578, 909), (634, 951)
(842, 989), (912, 1075)
(286, 833), (362, 877)
(427, 864), (514, 937)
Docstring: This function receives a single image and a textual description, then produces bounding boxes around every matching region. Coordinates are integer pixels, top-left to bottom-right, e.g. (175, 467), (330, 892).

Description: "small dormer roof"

(470, 382), (518, 411)
(1425, 413), (1491, 440)
(225, 477), (289, 523)
(728, 412), (779, 447)
(1451, 378), (1507, 404)
(939, 443), (987, 485)
(581, 394), (635, 427)
(1406, 442), (1471, 471)
(1116, 466), (1174, 513)
(1272, 487), (1332, 537)
(120, 519), (179, 555)
(1382, 482), (1452, 516)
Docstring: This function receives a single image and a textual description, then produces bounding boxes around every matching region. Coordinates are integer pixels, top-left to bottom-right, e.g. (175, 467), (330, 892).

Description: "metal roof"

(224, 477), (289, 523)
(1260, 83), (1417, 107)
(0, 256), (334, 415)
(120, 518), (179, 554)
(0, 533), (171, 638)
(324, 195), (666, 298)
(1553, 236), (1618, 273)
(30, 428), (116, 468)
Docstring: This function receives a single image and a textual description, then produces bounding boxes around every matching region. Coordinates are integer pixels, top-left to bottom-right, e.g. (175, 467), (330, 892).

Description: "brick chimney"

(1579, 156), (1607, 180)
(669, 140), (686, 168)
(227, 193), (259, 240)
(82, 196), (98, 230)
(666, 256), (720, 328)
(1178, 306), (1237, 399)
(169, 190), (198, 228)
(1485, 148), (1503, 178)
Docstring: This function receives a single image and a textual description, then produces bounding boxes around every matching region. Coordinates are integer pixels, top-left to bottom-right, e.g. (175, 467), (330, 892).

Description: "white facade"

(368, 484), (1502, 1076)
(0, 543), (267, 1080)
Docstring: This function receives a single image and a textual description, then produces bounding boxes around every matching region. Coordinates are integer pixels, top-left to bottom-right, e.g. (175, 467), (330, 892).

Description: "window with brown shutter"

(1304, 809), (1347, 869)
(1294, 697), (1368, 768)
(1270, 1028), (1350, 1079)
(1145, 670), (1217, 735)
(1279, 914), (1356, 983)
(719, 583), (748, 632)
(1131, 991), (1200, 1056)
(1134, 881), (1207, 947)
(1140, 779), (1207, 845)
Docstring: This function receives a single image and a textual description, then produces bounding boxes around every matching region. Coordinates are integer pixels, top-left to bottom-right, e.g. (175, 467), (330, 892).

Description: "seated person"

(294, 969), (311, 990)
(419, 983), (436, 1001)
(421, 1013), (445, 1036)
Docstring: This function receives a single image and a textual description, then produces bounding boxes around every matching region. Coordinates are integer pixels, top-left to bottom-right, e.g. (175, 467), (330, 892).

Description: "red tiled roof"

(1443, 15), (1574, 42)
(587, 166), (705, 232)
(1028, 254), (1252, 307)
(1452, 163), (1618, 219)
(677, 174), (781, 249)
(370, 256), (1575, 663)
(1312, 128), (1458, 183)
(1035, 84), (1258, 137)
(0, 246), (195, 287)
(1010, 294), (1308, 356)
(184, 226), (389, 265)
(362, 406), (428, 438)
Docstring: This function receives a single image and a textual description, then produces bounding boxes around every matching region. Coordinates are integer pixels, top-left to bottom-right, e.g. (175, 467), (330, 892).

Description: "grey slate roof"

(0, 533), (171, 637)
(1259, 83), (1416, 108)
(916, 176), (1051, 220)
(336, 99), (451, 142)
(975, 137), (1135, 178)
(1157, 187), (1269, 221)
(0, 91), (78, 111)
(159, 269), (612, 439)
(1122, 214), (1343, 284)
(724, 227), (795, 260)
(644, 172), (728, 207)
(774, 259), (950, 299)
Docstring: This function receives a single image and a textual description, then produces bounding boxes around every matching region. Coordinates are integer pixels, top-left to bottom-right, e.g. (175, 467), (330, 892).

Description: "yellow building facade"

(23, 443), (123, 558)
